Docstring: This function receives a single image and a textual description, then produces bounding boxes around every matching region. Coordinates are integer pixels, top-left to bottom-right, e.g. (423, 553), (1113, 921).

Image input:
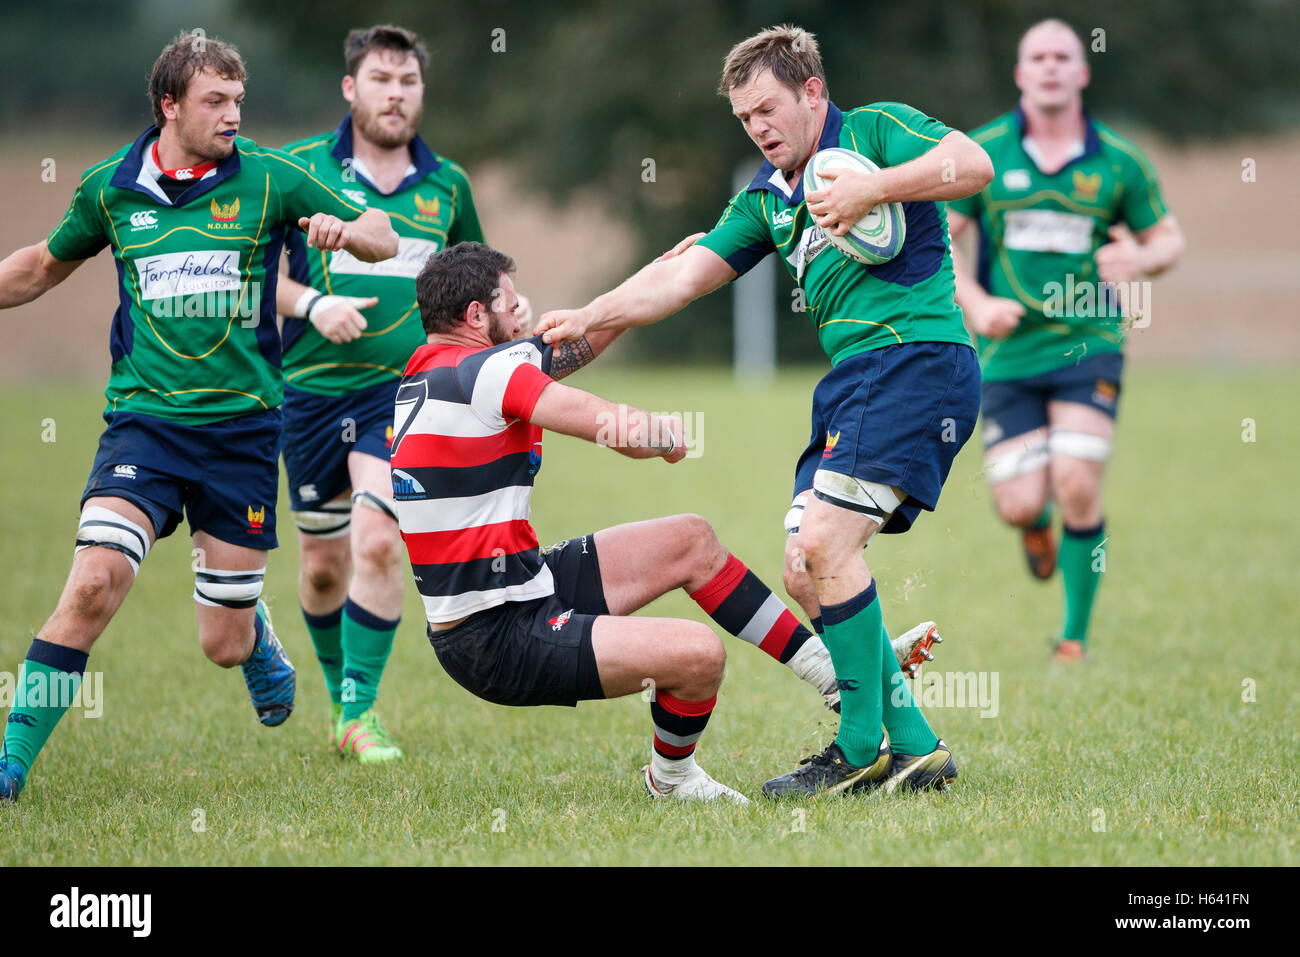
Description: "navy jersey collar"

(110, 125), (242, 206)
(329, 114), (442, 195)
(744, 100), (844, 204)
(1012, 103), (1101, 167)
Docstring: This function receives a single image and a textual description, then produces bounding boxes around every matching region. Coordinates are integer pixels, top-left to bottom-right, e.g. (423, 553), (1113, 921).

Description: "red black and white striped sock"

(689, 554), (812, 664)
(649, 691), (715, 784)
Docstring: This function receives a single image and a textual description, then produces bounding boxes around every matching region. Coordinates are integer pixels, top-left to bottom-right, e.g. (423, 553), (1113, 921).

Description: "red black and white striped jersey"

(391, 334), (555, 623)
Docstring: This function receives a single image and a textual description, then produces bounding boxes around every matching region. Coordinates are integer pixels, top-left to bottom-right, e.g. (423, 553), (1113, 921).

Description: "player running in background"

(537, 25), (992, 797)
(275, 25), (488, 763)
(946, 19), (1183, 662)
(396, 242), (926, 801)
(0, 32), (397, 802)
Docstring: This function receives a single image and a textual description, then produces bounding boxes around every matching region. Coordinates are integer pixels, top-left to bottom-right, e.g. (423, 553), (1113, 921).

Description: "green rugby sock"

(302, 605), (344, 705)
(1060, 520), (1106, 644)
(1, 639), (87, 774)
(340, 598), (399, 722)
(819, 583), (885, 767)
(879, 620), (938, 756)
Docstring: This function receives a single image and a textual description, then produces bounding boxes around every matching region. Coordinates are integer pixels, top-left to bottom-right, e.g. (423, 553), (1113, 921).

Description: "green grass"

(2, 366), (1297, 865)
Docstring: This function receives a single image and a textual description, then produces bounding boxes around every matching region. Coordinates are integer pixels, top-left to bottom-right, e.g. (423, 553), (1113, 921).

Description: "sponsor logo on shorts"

(539, 539), (568, 556)
(548, 609), (573, 631)
(113, 464), (138, 479)
(1093, 380), (1118, 407)
(246, 504), (265, 534)
(1003, 169), (1032, 191)
(129, 210), (157, 231)
(298, 484), (319, 502)
(822, 430), (840, 460)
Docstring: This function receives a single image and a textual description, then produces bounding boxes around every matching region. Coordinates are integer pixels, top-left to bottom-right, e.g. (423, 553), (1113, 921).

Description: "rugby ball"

(802, 147), (906, 265)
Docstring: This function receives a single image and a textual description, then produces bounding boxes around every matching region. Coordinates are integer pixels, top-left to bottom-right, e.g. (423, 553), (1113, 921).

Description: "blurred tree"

(6, 0), (1298, 361)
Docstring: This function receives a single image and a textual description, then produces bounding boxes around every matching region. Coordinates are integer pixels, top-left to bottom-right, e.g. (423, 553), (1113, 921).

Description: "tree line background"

(3, 0), (1297, 361)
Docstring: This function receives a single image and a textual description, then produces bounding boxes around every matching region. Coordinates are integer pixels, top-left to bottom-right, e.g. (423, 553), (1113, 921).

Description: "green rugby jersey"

(697, 101), (971, 366)
(281, 117), (483, 395)
(947, 107), (1169, 381)
(46, 127), (363, 424)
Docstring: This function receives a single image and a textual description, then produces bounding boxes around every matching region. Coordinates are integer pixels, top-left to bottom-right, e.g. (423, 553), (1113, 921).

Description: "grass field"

(2, 365), (1297, 866)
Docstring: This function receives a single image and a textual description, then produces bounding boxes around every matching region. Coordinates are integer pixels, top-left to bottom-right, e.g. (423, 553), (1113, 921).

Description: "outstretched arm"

(536, 243), (736, 344)
(529, 380), (687, 462)
(0, 241), (87, 309)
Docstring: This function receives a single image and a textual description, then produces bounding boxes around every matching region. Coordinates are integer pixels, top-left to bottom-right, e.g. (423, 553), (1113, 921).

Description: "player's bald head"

(1017, 19), (1086, 65)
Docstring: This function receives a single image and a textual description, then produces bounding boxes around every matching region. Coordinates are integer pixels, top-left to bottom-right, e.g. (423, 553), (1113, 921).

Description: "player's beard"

(174, 117), (236, 164)
(352, 99), (422, 149)
(487, 312), (514, 345)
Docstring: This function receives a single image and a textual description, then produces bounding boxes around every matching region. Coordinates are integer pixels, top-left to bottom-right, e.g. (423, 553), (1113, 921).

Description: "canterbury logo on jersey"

(772, 208), (794, 227)
(210, 197), (240, 222)
(129, 211), (157, 230)
(342, 189), (368, 206)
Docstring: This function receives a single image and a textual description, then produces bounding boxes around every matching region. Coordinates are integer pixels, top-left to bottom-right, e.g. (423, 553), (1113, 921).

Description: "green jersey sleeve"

(858, 102), (955, 167)
(46, 166), (110, 262)
(263, 147), (366, 227)
(696, 190), (774, 278)
(447, 164), (485, 245)
(1116, 146), (1168, 233)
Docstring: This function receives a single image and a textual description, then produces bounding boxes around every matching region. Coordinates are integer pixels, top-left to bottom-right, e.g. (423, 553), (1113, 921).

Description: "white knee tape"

(75, 505), (152, 575)
(1048, 428), (1112, 462)
(194, 567), (266, 609)
(783, 491), (812, 535)
(811, 469), (904, 523)
(291, 504), (352, 539)
(351, 489), (398, 523)
(985, 441), (1049, 485)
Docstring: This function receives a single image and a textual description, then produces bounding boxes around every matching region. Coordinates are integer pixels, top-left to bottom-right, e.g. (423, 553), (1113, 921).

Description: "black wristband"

(303, 293), (325, 319)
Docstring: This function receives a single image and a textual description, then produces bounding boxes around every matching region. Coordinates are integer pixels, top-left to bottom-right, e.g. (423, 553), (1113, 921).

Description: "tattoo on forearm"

(548, 336), (597, 380)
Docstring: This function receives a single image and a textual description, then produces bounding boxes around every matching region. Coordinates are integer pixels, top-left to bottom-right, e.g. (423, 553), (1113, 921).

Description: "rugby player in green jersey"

(538, 25), (994, 797)
(274, 25), (493, 763)
(946, 19), (1184, 662)
(0, 32), (397, 801)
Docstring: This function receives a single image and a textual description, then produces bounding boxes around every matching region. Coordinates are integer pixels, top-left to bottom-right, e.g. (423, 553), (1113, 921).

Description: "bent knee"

(200, 630), (250, 668)
(684, 625), (726, 687)
(64, 560), (127, 622)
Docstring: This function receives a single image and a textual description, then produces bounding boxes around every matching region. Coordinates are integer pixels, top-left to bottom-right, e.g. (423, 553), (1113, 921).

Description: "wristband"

(294, 288), (324, 319)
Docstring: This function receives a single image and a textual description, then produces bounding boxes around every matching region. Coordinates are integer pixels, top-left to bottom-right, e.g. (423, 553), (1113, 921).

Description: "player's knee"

(64, 561), (121, 623)
(198, 622), (250, 668)
(1052, 463), (1101, 518)
(997, 497), (1048, 529)
(672, 512), (725, 577)
(352, 526), (404, 573)
(683, 625), (726, 691)
(302, 552), (346, 596)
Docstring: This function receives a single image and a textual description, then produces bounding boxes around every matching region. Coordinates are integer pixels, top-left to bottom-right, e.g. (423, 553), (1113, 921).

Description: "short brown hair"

(148, 30), (246, 128)
(717, 24), (826, 98)
(416, 242), (516, 335)
(345, 24), (429, 77)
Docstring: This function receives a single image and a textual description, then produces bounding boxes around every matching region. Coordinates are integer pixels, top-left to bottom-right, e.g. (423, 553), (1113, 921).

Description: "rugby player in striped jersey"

(394, 242), (926, 802)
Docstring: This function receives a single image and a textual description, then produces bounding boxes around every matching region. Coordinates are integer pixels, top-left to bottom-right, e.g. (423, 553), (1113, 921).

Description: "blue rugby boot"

(241, 600), (295, 727)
